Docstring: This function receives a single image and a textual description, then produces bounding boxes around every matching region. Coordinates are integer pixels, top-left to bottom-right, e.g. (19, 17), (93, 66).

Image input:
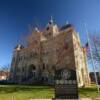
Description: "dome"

(14, 44), (24, 50)
(60, 24), (73, 31)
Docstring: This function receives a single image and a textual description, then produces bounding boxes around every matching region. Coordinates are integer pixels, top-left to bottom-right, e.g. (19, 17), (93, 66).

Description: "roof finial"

(34, 27), (39, 32)
(51, 16), (53, 21)
(49, 16), (53, 24)
(65, 21), (69, 25)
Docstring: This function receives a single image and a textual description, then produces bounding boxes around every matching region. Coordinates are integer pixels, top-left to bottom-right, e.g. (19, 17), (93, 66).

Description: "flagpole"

(84, 23), (99, 92)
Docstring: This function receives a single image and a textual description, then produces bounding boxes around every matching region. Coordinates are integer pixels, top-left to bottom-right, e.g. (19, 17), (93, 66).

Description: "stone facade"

(10, 19), (90, 87)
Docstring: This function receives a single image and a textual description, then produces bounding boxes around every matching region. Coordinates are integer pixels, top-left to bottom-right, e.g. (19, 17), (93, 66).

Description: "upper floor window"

(43, 63), (45, 70)
(48, 32), (51, 36)
(46, 27), (49, 30)
(12, 57), (15, 62)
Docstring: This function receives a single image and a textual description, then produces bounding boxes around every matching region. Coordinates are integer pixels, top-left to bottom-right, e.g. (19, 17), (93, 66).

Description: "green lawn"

(0, 84), (100, 100)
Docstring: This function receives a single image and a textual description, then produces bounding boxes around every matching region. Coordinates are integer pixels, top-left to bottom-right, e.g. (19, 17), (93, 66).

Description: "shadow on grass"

(79, 87), (99, 97)
(0, 84), (99, 98)
(0, 85), (54, 94)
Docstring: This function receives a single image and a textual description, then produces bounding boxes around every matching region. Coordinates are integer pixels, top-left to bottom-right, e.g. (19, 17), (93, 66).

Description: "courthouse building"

(10, 18), (90, 87)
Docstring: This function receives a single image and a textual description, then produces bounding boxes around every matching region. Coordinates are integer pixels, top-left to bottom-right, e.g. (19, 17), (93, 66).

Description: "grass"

(0, 85), (54, 100)
(79, 85), (100, 98)
(0, 84), (100, 100)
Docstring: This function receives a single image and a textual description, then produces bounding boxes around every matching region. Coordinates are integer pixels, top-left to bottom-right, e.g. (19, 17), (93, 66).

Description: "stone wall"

(10, 23), (90, 87)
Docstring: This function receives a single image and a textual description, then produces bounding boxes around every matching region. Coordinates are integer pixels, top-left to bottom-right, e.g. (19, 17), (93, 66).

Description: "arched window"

(43, 63), (45, 70)
(29, 64), (36, 70)
(28, 64), (36, 79)
(46, 27), (49, 30)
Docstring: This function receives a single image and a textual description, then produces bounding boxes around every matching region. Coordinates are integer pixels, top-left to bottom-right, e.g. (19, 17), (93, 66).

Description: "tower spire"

(50, 16), (53, 22)
(34, 27), (39, 32)
(49, 16), (53, 24)
(65, 21), (69, 25)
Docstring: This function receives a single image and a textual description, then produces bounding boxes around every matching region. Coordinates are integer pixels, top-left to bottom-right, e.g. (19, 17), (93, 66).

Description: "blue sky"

(0, 0), (100, 71)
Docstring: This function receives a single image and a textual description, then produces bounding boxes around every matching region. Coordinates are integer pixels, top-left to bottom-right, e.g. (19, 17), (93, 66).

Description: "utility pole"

(84, 23), (99, 92)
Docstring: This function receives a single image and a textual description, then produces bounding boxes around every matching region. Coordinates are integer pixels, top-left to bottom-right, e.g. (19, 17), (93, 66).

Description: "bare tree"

(87, 34), (100, 71)
(89, 35), (100, 61)
(0, 64), (10, 72)
(0, 64), (10, 81)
